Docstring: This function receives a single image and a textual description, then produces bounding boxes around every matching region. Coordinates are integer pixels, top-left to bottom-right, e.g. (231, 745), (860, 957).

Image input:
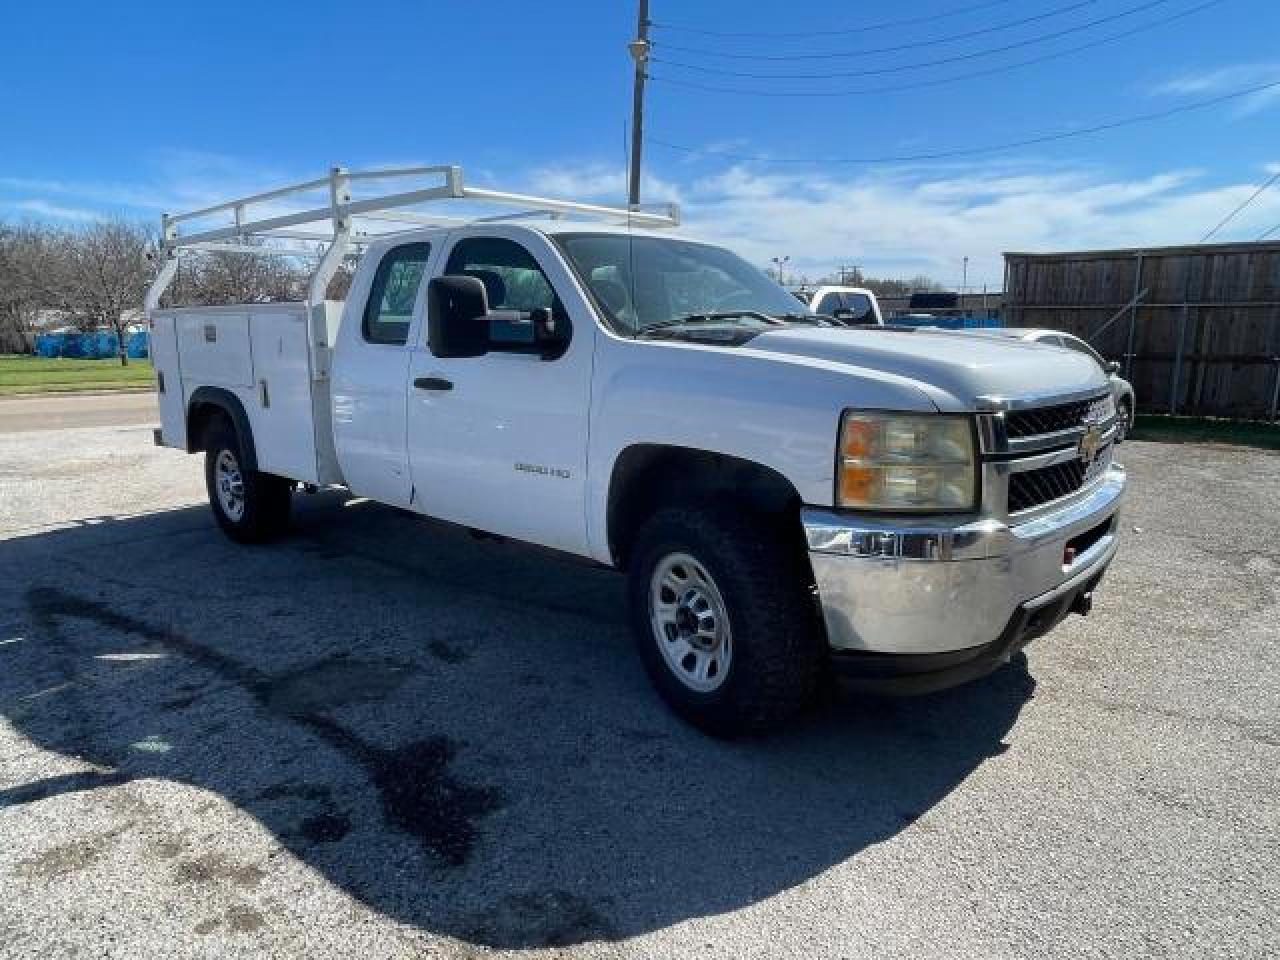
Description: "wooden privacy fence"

(1003, 242), (1280, 419)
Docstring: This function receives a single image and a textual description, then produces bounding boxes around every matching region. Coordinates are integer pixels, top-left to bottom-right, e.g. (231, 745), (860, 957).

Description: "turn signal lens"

(841, 418), (879, 459)
(837, 413), (977, 511)
(839, 464), (882, 505)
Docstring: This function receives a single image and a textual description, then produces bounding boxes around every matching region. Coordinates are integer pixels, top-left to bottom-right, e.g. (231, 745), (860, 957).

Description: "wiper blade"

(772, 312), (825, 325)
(636, 311), (779, 337)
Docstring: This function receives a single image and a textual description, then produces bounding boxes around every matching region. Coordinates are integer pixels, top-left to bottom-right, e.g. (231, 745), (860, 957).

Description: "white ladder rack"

(145, 164), (680, 312)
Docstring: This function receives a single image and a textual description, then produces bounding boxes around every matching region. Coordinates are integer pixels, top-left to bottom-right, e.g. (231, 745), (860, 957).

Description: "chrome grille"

(1007, 444), (1112, 514)
(1005, 398), (1095, 439)
(981, 391), (1117, 517)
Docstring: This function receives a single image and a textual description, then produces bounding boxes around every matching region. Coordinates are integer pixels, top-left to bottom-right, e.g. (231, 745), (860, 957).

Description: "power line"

(648, 0), (1223, 98)
(1200, 171), (1280, 242)
(652, 0), (1173, 80)
(648, 78), (1280, 165)
(1256, 222), (1280, 242)
(651, 0), (1018, 39)
(655, 0), (1099, 61)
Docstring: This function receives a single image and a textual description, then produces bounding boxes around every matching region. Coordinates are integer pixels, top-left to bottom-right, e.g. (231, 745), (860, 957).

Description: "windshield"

(554, 233), (806, 335)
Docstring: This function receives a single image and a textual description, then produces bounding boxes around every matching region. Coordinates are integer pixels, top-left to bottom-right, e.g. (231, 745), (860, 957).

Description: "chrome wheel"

(214, 449), (245, 522)
(649, 552), (732, 693)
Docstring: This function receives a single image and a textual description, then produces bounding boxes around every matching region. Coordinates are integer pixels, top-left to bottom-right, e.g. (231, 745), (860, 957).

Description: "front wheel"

(203, 419), (292, 543)
(1116, 398), (1132, 443)
(627, 505), (825, 737)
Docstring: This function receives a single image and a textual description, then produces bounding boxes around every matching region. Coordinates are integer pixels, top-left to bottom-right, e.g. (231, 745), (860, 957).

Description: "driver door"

(405, 228), (594, 555)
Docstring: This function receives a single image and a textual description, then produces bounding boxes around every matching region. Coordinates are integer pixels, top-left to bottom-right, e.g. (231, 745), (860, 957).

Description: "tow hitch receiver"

(1070, 590), (1094, 617)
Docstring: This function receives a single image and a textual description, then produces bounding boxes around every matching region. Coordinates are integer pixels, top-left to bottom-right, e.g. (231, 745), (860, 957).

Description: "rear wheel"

(203, 418), (292, 543)
(627, 505), (825, 737)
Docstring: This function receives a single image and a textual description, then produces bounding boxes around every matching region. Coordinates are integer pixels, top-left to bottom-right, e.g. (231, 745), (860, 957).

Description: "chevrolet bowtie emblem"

(1078, 423), (1104, 464)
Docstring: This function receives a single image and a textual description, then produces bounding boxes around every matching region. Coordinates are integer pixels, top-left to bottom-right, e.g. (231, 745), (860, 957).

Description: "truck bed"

(150, 301), (344, 486)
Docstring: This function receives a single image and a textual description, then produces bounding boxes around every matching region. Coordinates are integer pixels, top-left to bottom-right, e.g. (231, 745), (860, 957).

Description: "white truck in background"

(147, 165), (1126, 736)
(791, 285), (884, 325)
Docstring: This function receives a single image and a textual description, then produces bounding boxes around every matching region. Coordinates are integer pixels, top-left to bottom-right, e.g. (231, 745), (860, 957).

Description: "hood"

(748, 326), (1109, 411)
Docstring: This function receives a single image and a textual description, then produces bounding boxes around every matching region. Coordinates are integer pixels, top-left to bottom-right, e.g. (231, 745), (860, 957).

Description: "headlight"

(838, 412), (977, 511)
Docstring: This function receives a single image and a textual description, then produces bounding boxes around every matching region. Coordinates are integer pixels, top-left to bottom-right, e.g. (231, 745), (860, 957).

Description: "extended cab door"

(405, 228), (593, 555)
(331, 240), (437, 507)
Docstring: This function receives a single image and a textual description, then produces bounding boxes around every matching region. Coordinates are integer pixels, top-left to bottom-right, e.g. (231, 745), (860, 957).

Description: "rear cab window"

(815, 293), (842, 315)
(844, 293), (873, 320)
(363, 242), (432, 345)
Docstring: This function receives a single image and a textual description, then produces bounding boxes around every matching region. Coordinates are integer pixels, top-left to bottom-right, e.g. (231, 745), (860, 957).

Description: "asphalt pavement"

(0, 396), (1276, 959)
(0, 391), (157, 433)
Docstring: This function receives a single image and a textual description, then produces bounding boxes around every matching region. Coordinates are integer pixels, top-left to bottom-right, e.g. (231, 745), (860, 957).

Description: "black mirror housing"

(529, 306), (568, 360)
(1106, 360), (1122, 375)
(428, 275), (490, 358)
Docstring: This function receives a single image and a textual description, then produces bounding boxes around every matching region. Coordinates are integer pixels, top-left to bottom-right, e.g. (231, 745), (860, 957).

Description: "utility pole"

(627, 0), (651, 208)
(962, 256), (969, 296)
(839, 263), (861, 285)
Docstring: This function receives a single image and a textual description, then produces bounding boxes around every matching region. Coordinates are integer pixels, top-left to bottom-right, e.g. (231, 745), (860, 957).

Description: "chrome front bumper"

(802, 464), (1126, 657)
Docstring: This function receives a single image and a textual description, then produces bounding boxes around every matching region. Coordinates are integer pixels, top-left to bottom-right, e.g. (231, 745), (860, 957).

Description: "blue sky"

(2, 0), (1278, 288)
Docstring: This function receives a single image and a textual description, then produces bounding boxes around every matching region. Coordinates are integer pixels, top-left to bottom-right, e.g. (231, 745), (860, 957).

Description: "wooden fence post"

(1170, 304), (1188, 414)
(1124, 252), (1144, 379)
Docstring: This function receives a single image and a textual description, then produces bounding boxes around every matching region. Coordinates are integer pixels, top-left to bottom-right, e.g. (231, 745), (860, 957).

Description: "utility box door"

(248, 308), (319, 482)
(175, 312), (254, 388)
(149, 313), (187, 449)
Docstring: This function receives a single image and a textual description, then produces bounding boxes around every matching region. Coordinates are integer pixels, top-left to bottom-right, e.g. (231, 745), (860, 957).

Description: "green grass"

(1132, 414), (1280, 451)
(0, 355), (155, 395)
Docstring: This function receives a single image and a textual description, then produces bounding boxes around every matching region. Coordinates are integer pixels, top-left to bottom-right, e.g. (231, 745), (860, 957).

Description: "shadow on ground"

(0, 494), (1034, 948)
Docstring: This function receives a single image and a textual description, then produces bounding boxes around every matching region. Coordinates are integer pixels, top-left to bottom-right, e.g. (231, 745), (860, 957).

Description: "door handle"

(413, 376), (453, 391)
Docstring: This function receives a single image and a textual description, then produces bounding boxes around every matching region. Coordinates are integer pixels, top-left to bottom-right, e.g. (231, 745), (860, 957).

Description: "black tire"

(627, 504), (826, 737)
(203, 417), (292, 544)
(1116, 398), (1132, 443)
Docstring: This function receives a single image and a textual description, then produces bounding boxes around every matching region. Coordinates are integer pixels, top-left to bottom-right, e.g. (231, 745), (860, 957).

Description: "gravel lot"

(1, 405), (1277, 959)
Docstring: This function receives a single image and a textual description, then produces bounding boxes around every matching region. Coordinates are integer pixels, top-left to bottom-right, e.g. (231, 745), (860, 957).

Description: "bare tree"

(2, 221), (316, 360)
(0, 222), (67, 354)
(815, 268), (944, 298)
(185, 251), (304, 304)
(59, 220), (155, 365)
(164, 240), (315, 308)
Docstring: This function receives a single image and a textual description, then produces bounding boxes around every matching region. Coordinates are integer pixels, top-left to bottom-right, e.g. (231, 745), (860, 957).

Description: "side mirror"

(529, 306), (568, 360)
(1106, 360), (1122, 375)
(428, 275), (490, 358)
(485, 306), (569, 360)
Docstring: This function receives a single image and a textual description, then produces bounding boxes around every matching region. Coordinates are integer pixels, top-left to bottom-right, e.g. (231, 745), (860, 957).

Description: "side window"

(363, 242), (431, 345)
(445, 236), (565, 317)
(845, 294), (872, 320)
(815, 293), (842, 315)
(444, 236), (570, 350)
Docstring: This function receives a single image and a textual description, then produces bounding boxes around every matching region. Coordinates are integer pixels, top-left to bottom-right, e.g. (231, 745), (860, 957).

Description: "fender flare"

(604, 443), (803, 568)
(187, 386), (259, 472)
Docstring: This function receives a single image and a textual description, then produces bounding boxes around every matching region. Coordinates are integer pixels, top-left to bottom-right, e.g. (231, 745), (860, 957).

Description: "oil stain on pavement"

(22, 586), (504, 868)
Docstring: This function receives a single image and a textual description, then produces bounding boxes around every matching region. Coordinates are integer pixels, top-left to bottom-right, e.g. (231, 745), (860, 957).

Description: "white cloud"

(512, 159), (1280, 287)
(0, 150), (317, 228)
(11, 199), (101, 221)
(527, 163), (684, 206)
(1151, 62), (1280, 117)
(7, 150), (1280, 288)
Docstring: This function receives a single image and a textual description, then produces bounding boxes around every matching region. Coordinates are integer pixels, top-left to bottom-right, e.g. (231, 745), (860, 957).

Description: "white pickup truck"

(146, 165), (1126, 735)
(792, 285), (884, 325)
